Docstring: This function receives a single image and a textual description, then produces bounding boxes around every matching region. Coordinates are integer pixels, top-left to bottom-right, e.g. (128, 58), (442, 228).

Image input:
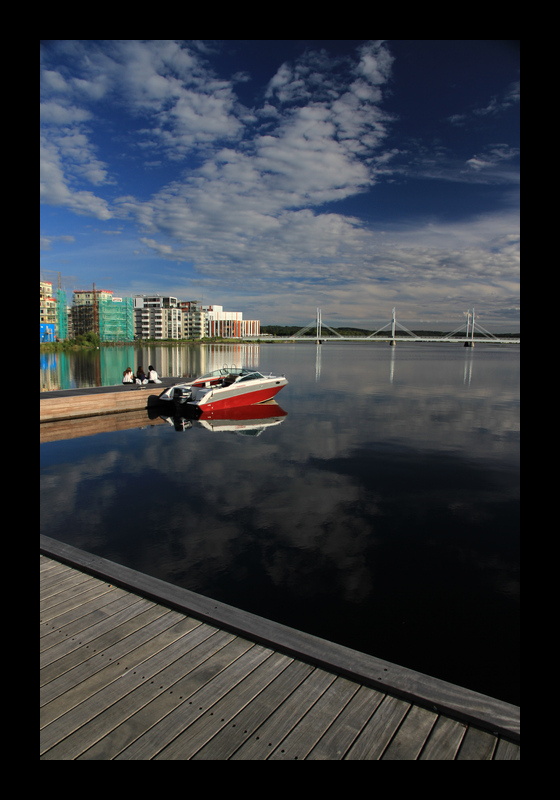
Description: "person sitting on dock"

(147, 365), (162, 384)
(122, 367), (135, 384)
(136, 367), (148, 385)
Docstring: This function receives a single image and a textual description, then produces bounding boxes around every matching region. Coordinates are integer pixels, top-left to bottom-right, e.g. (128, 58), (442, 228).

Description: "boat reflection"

(160, 400), (288, 436)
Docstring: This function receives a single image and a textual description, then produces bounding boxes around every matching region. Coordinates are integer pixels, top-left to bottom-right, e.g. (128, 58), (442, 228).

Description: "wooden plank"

(40, 592), (140, 653)
(40, 608), (186, 705)
(419, 716), (467, 760)
(456, 726), (498, 760)
(41, 620), (223, 757)
(305, 684), (385, 760)
(151, 653), (294, 761)
(191, 660), (315, 760)
(41, 617), (208, 733)
(40, 598), (168, 669)
(381, 704), (438, 760)
(345, 694), (410, 760)
(41, 581), (115, 621)
(268, 675), (360, 760)
(229, 669), (336, 760)
(112, 639), (267, 761)
(81, 651), (293, 760)
(494, 739), (520, 760)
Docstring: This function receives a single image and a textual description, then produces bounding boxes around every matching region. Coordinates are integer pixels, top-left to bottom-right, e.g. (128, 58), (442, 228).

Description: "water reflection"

(160, 402), (288, 436)
(40, 343), (519, 704)
(40, 343), (263, 391)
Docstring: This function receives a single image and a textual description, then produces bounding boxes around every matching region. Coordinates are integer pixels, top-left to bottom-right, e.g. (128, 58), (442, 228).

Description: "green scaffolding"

(56, 289), (68, 340)
(98, 297), (134, 342)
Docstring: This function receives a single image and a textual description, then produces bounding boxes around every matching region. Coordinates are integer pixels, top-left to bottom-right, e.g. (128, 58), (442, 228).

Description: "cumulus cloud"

(40, 41), (519, 326)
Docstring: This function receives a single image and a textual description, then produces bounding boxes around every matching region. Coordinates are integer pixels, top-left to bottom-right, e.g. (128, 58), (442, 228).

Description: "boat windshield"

(237, 371), (265, 382)
(198, 368), (230, 380)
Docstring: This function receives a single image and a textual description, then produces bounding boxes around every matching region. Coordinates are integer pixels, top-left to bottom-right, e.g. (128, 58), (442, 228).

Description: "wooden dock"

(39, 380), (178, 423)
(40, 536), (519, 760)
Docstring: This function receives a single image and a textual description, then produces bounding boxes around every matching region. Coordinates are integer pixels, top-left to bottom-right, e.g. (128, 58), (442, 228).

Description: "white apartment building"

(203, 305), (260, 338)
(132, 297), (260, 339)
(179, 300), (205, 339)
(133, 295), (182, 340)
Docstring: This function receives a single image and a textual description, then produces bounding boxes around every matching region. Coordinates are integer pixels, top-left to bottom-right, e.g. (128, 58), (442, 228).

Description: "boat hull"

(192, 382), (285, 412)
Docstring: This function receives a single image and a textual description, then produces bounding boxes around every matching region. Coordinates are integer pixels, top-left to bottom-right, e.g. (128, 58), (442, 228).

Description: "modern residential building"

(179, 300), (205, 339)
(203, 305), (260, 338)
(40, 281), (57, 339)
(40, 281), (68, 340)
(40, 281), (260, 342)
(133, 296), (182, 340)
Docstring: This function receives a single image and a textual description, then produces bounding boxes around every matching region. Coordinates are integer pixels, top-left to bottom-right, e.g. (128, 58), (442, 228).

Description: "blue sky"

(40, 40), (520, 330)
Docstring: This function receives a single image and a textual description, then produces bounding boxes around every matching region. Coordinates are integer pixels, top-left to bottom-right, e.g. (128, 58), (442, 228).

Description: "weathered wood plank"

(268, 675), (359, 760)
(150, 648), (290, 761)
(191, 660), (315, 760)
(40, 599), (159, 669)
(456, 725), (498, 760)
(111, 636), (262, 761)
(345, 694), (410, 760)
(229, 669), (336, 760)
(41, 581), (115, 621)
(40, 592), (140, 653)
(41, 619), (221, 757)
(305, 684), (385, 760)
(40, 608), (186, 705)
(494, 738), (521, 760)
(419, 716), (467, 760)
(381, 705), (437, 760)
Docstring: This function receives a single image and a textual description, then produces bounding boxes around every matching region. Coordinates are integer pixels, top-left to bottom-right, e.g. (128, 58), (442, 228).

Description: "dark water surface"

(40, 343), (520, 705)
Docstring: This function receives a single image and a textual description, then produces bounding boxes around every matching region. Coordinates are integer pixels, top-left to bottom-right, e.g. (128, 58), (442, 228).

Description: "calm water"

(40, 343), (520, 705)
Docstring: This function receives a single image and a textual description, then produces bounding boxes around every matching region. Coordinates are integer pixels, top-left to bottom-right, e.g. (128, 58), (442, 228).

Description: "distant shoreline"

(40, 331), (521, 353)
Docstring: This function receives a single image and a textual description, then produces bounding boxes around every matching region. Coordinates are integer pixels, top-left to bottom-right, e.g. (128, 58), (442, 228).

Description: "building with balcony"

(40, 281), (68, 340)
(203, 305), (260, 338)
(133, 296), (182, 340)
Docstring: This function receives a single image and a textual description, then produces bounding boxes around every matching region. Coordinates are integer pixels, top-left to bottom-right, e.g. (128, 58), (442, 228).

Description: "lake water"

(40, 342), (520, 705)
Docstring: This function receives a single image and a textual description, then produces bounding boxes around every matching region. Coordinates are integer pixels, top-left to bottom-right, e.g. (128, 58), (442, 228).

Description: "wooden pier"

(40, 380), (177, 423)
(40, 536), (519, 760)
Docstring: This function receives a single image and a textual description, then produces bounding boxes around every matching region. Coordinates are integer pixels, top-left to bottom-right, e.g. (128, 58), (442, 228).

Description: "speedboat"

(158, 366), (288, 413)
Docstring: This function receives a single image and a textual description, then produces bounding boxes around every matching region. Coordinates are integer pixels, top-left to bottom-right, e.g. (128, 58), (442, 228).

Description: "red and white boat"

(158, 366), (288, 413)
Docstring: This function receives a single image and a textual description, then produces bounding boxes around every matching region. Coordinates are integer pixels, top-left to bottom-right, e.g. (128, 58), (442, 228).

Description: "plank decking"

(40, 541), (520, 760)
(39, 382), (175, 423)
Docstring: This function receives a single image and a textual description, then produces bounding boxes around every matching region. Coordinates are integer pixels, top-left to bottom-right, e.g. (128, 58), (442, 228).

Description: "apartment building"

(204, 305), (260, 338)
(133, 295), (182, 340)
(41, 282), (260, 342)
(40, 281), (68, 340)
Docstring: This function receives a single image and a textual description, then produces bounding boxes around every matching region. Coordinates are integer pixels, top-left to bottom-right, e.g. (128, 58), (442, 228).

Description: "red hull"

(195, 384), (284, 412)
(199, 403), (287, 422)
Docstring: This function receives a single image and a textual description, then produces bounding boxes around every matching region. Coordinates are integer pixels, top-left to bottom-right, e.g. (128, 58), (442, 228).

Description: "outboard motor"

(172, 386), (193, 411)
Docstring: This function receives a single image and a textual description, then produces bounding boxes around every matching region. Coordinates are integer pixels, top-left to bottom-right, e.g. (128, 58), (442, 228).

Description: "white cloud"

(40, 41), (519, 326)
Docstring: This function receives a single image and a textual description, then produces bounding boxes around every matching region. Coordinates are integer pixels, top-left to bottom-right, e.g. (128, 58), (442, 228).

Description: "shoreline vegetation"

(40, 327), (520, 353)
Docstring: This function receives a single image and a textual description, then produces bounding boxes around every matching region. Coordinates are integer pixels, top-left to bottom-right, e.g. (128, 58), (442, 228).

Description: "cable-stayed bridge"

(257, 308), (519, 345)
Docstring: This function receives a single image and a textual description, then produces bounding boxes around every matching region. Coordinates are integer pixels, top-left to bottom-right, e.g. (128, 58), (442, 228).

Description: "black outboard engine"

(172, 386), (193, 411)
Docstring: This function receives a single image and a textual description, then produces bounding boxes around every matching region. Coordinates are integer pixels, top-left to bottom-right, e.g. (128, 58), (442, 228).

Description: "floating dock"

(40, 536), (519, 760)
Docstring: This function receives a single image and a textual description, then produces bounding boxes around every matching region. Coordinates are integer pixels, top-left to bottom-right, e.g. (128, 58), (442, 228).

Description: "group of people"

(122, 365), (162, 385)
